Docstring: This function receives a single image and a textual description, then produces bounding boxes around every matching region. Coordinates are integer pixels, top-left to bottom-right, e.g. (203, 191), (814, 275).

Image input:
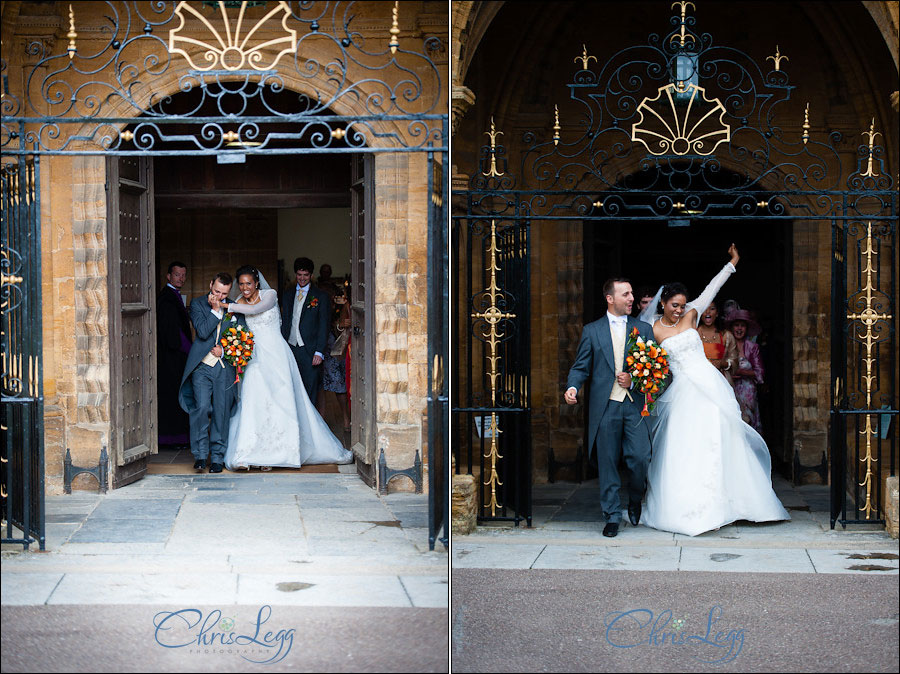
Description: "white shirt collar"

(297, 283), (310, 291)
(167, 283), (178, 291)
(608, 313), (627, 323)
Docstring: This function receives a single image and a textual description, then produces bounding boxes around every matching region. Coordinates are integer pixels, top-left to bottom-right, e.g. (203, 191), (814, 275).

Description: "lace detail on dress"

(659, 329), (705, 375)
(245, 303), (281, 331)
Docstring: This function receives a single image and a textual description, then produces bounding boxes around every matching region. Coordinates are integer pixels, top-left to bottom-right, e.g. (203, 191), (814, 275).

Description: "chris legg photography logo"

(604, 605), (745, 664)
(153, 605), (295, 664)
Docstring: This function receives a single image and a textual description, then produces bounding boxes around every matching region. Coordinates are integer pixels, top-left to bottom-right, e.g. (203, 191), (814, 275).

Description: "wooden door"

(106, 156), (157, 487)
(350, 153), (376, 483)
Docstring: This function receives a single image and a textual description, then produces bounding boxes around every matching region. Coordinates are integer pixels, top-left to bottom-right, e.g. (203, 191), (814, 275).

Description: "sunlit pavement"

(1, 473), (448, 672)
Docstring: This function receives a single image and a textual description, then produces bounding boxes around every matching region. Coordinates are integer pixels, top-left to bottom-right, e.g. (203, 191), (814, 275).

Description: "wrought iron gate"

(1, 1), (448, 548)
(453, 2), (897, 527)
(427, 154), (449, 548)
(1, 157), (45, 550)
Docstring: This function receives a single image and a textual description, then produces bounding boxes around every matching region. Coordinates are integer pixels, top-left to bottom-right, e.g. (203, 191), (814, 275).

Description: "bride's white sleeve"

(226, 288), (278, 315)
(687, 262), (736, 326)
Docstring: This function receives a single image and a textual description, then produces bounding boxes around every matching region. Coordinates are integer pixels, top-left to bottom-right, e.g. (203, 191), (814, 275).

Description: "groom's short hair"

(603, 277), (631, 302)
(213, 272), (232, 287)
(294, 257), (314, 274)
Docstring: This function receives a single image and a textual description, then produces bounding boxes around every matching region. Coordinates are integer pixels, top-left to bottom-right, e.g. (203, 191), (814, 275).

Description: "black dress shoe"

(209, 462), (224, 474)
(628, 501), (642, 527)
(193, 459), (206, 472)
(603, 522), (619, 538)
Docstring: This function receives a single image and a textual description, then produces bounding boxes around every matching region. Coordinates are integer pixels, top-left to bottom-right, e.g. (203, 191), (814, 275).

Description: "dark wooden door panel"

(350, 153), (376, 476)
(107, 156), (156, 487)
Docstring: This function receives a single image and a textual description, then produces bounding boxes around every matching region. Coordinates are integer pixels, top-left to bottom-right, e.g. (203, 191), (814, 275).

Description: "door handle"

(353, 326), (362, 336)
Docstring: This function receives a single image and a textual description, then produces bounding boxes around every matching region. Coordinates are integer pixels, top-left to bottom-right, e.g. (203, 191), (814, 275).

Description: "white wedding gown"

(223, 289), (352, 469)
(639, 264), (790, 536)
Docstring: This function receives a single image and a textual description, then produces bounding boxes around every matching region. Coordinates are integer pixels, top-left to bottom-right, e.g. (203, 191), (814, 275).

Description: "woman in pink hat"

(725, 309), (765, 434)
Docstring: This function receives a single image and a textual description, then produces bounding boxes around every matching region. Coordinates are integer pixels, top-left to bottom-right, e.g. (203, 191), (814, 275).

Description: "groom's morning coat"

(566, 314), (655, 458)
(178, 297), (246, 415)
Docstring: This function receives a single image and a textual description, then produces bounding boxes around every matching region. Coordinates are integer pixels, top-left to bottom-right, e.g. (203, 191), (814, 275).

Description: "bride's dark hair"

(660, 282), (689, 305)
(235, 264), (260, 288)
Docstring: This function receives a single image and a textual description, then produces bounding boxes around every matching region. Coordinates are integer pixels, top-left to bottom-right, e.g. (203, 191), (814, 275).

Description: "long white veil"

(638, 285), (664, 325)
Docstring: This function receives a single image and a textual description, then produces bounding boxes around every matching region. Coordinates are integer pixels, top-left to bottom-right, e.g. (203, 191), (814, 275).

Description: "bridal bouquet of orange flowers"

(625, 327), (671, 416)
(220, 323), (255, 384)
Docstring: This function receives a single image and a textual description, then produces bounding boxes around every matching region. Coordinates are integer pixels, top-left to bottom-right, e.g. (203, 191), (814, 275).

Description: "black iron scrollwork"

(1, 1), (447, 155)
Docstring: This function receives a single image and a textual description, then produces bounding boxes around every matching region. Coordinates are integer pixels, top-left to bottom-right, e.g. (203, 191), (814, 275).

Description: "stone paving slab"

(678, 546), (816, 572)
(187, 493), (298, 505)
(2, 553), (232, 574)
(1, 572), (64, 605)
(235, 573), (411, 606)
(806, 548), (899, 574)
(56, 542), (169, 555)
(46, 572), (239, 605)
(452, 543), (546, 569)
(532, 544), (681, 571)
(227, 553), (447, 575)
(44, 513), (92, 523)
(306, 539), (423, 557)
(68, 518), (175, 543)
(88, 498), (183, 520)
(399, 575), (449, 608)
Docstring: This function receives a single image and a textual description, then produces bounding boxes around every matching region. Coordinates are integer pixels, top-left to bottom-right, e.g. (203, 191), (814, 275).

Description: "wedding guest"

(632, 286), (656, 318)
(697, 299), (738, 384)
(156, 261), (192, 447)
(317, 263), (342, 300)
(319, 288), (352, 433)
(725, 309), (765, 433)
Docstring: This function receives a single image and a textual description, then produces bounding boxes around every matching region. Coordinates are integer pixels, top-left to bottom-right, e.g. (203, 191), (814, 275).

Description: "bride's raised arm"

(226, 288), (278, 315)
(686, 244), (740, 326)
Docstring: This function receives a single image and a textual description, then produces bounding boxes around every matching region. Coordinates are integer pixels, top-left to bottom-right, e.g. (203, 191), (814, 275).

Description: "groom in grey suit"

(565, 278), (655, 537)
(178, 272), (245, 473)
(281, 256), (330, 401)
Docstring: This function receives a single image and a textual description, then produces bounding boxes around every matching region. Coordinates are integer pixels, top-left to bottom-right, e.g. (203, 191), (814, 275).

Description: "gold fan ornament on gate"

(169, 1), (298, 72)
(631, 82), (731, 156)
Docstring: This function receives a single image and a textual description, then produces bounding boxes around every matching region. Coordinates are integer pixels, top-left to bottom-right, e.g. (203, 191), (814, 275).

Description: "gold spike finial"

(67, 4), (78, 59)
(861, 117), (882, 177)
(766, 45), (789, 71)
(482, 116), (504, 177)
(553, 104), (561, 146)
(574, 44), (597, 70)
(389, 1), (400, 54)
(802, 102), (810, 145)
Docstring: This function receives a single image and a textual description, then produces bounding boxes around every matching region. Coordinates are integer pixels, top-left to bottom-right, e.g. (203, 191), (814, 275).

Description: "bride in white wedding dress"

(637, 245), (789, 536)
(220, 266), (352, 470)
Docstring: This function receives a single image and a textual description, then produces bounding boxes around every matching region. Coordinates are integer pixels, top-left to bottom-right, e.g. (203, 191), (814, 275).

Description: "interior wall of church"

(278, 208), (352, 287)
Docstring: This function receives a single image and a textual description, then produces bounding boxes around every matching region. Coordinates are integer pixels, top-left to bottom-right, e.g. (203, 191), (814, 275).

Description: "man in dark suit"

(564, 278), (655, 538)
(281, 257), (329, 401)
(156, 261), (192, 447)
(178, 272), (244, 473)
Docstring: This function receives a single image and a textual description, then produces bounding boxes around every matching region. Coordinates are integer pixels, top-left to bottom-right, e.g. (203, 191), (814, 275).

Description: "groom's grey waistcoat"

(566, 314), (655, 457)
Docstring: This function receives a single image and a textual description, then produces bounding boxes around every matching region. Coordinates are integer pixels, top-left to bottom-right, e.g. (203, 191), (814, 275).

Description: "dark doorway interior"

(583, 176), (793, 473)
(151, 154), (354, 470)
